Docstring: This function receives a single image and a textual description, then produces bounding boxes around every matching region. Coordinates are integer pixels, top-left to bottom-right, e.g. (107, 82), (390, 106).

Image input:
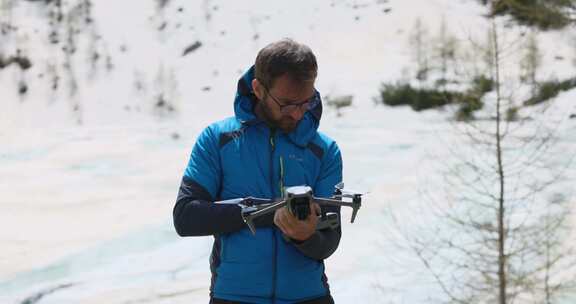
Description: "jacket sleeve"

(292, 140), (343, 260)
(173, 125), (273, 237)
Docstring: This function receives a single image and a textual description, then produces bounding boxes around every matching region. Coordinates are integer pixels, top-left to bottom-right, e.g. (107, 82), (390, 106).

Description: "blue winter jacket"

(173, 66), (343, 304)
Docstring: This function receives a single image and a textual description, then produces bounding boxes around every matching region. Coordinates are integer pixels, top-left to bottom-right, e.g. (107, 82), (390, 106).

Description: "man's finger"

(275, 209), (284, 225)
(312, 203), (321, 215)
(284, 208), (300, 226)
(275, 209), (292, 233)
(274, 209), (285, 229)
(306, 211), (318, 226)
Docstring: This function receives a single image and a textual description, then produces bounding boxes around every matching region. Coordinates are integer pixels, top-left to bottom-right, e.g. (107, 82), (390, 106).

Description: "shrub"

(480, 0), (574, 31)
(379, 83), (457, 111)
(506, 106), (519, 122)
(523, 77), (576, 106)
(455, 94), (483, 121)
(470, 75), (494, 96)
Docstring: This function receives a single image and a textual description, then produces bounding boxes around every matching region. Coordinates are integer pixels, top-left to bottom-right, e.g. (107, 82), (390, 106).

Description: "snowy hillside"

(1, 0), (575, 303)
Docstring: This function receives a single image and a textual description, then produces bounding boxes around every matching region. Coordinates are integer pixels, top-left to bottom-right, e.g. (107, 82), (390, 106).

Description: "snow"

(1, 0), (575, 303)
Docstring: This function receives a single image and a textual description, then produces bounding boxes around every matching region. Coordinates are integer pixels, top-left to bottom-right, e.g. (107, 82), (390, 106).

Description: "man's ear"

(252, 78), (263, 101)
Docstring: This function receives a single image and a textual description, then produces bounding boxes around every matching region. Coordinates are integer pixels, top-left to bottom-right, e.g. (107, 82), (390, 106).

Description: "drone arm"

(314, 197), (355, 209)
(241, 200), (287, 234)
(248, 197), (279, 205)
(314, 195), (361, 223)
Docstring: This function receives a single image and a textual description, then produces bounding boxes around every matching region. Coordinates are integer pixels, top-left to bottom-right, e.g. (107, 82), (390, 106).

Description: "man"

(173, 39), (343, 304)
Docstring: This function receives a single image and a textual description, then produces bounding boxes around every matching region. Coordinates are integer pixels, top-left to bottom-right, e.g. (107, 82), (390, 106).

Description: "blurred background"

(1, 0), (575, 303)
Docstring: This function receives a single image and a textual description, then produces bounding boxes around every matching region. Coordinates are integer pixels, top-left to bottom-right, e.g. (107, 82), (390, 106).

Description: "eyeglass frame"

(259, 81), (319, 114)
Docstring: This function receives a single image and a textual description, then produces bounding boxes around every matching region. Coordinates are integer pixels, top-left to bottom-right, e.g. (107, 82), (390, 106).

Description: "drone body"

(214, 183), (363, 235)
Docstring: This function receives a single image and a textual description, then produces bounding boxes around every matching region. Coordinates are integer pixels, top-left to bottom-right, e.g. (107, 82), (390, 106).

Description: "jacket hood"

(234, 65), (323, 147)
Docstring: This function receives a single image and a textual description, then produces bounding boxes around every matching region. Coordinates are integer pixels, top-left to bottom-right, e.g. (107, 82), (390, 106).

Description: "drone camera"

(289, 195), (311, 221)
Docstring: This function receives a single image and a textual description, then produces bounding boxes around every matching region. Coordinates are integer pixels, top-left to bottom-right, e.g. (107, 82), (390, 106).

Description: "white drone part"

(215, 198), (246, 205)
(240, 206), (258, 213)
(285, 185), (313, 196)
(335, 182), (368, 196)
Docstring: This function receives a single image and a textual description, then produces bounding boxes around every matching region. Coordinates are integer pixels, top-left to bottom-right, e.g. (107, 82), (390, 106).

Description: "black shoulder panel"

(307, 142), (324, 160)
(219, 129), (244, 148)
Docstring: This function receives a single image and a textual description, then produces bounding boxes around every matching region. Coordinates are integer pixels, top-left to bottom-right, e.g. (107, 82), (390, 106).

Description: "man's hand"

(274, 202), (321, 242)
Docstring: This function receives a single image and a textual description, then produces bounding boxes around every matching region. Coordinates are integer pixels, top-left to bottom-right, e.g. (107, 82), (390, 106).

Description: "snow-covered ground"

(1, 0), (575, 303)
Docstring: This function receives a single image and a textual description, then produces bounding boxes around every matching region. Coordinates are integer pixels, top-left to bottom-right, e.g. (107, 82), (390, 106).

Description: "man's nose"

(288, 107), (305, 120)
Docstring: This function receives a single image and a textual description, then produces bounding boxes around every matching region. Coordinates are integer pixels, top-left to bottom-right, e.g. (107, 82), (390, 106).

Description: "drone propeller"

(334, 182), (368, 197)
(332, 193), (358, 199)
(214, 196), (275, 206)
(214, 198), (246, 205)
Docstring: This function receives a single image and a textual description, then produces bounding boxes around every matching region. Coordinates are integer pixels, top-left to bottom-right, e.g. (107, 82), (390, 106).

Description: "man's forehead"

(271, 73), (314, 86)
(271, 75), (314, 94)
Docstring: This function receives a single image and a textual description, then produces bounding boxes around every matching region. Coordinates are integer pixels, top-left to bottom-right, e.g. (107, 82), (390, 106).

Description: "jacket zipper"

(269, 129), (278, 304)
(279, 156), (285, 197)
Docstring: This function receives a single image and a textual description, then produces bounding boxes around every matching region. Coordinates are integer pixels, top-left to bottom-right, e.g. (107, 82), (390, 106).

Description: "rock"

(18, 82), (28, 95)
(182, 41), (202, 56)
(0, 55), (32, 70)
(155, 95), (166, 108)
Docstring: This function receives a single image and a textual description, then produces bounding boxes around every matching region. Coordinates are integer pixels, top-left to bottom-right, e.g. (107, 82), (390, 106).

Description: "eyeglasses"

(262, 85), (319, 114)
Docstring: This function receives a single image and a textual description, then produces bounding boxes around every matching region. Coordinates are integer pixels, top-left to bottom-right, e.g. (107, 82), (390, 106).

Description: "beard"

(258, 101), (299, 133)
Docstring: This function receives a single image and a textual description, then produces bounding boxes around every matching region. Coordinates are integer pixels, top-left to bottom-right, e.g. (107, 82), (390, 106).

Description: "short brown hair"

(254, 39), (318, 89)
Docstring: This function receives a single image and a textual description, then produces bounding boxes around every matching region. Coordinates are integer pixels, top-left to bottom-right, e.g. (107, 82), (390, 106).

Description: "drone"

(214, 183), (363, 235)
